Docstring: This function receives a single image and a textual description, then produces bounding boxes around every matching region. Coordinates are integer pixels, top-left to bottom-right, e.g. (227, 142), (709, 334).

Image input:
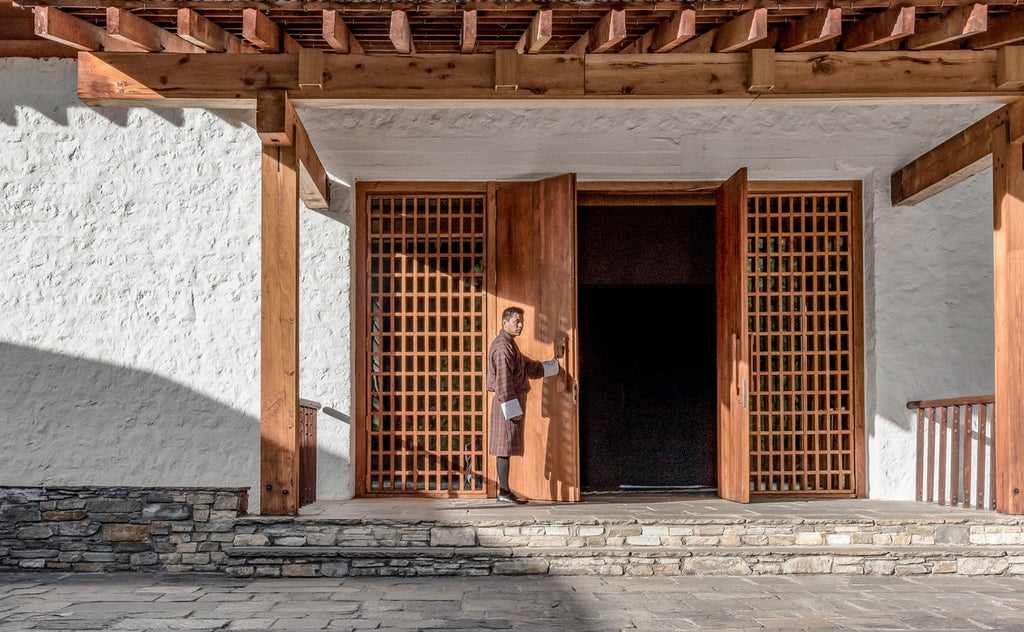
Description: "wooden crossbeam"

(322, 10), (364, 54)
(106, 8), (204, 54)
(178, 9), (256, 54)
(565, 9), (626, 55)
(77, 50), (1014, 107)
(461, 10), (477, 54)
(390, 10), (415, 54)
(676, 8), (768, 53)
(243, 8), (302, 54)
(778, 8), (842, 52)
(905, 4), (987, 50)
(891, 100), (1024, 206)
(618, 9), (695, 54)
(515, 9), (552, 54)
(969, 9), (1024, 50)
(33, 6), (143, 52)
(842, 7), (915, 51)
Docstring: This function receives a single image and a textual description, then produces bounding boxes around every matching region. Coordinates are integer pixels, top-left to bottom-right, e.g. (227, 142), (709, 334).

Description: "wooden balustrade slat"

(938, 406), (948, 506)
(916, 407), (925, 502)
(927, 406), (936, 504)
(950, 405), (961, 506)
(963, 404), (973, 509)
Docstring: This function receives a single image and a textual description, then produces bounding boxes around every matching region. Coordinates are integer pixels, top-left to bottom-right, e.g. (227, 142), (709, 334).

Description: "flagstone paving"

(1, 571), (1024, 631)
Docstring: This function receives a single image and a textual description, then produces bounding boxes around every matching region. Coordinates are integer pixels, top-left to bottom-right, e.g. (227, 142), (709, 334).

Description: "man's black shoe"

(496, 491), (528, 505)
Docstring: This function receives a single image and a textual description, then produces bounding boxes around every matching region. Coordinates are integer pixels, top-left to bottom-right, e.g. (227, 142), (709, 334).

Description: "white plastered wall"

(0, 54), (996, 504)
(0, 58), (352, 512)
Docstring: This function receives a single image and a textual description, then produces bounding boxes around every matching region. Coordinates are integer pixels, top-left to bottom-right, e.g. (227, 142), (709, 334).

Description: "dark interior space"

(577, 204), (718, 491)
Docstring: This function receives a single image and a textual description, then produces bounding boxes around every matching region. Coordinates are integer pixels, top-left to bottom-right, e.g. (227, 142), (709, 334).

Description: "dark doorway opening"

(578, 204), (717, 492)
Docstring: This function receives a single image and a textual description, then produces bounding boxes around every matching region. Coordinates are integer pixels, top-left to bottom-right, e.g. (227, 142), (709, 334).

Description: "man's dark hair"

(502, 306), (524, 322)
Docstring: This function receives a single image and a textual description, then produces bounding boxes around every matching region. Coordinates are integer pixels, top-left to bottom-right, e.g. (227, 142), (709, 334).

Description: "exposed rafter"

(565, 9), (626, 55)
(618, 9), (696, 54)
(904, 3), (987, 50)
(461, 10), (477, 54)
(778, 8), (842, 52)
(968, 9), (1024, 49)
(322, 10), (364, 54)
(390, 9), (415, 54)
(106, 8), (204, 54)
(515, 9), (552, 54)
(676, 8), (768, 53)
(178, 9), (257, 54)
(243, 8), (302, 54)
(842, 7), (915, 51)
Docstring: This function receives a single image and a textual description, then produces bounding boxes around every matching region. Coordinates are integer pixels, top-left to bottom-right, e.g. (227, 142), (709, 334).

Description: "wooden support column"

(993, 118), (1024, 515)
(259, 89), (300, 516)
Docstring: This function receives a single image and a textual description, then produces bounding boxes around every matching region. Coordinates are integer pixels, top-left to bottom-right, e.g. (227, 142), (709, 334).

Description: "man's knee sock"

(496, 457), (510, 493)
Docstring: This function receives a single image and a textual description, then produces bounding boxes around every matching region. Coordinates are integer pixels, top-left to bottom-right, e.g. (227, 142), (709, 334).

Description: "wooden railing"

(299, 399), (320, 508)
(908, 394), (995, 511)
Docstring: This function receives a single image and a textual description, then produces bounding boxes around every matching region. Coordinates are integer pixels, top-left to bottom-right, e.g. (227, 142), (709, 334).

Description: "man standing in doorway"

(486, 306), (562, 504)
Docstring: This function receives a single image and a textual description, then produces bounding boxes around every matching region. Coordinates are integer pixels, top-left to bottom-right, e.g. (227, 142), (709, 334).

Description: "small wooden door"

(716, 168), (751, 503)
(494, 174), (580, 502)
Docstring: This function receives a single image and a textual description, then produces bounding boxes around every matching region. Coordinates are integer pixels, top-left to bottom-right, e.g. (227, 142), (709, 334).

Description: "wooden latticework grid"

(747, 191), (860, 495)
(364, 192), (488, 495)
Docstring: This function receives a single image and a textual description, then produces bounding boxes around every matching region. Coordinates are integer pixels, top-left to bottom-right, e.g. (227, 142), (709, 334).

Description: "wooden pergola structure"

(5, 0), (1024, 515)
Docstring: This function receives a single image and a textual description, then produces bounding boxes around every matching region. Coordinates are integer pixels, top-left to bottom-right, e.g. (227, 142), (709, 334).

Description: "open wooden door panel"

(716, 168), (751, 503)
(494, 174), (579, 502)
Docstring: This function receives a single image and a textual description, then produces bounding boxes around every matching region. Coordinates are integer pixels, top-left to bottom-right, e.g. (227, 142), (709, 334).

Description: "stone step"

(222, 544), (1024, 577)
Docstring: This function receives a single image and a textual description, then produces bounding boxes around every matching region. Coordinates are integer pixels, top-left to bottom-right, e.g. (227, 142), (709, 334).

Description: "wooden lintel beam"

(243, 8), (301, 54)
(905, 4), (987, 51)
(842, 7), (915, 51)
(565, 9), (626, 55)
(390, 9), (415, 54)
(778, 8), (843, 52)
(461, 10), (477, 54)
(891, 100), (1024, 206)
(178, 9), (256, 54)
(969, 9), (1024, 50)
(322, 10), (363, 54)
(78, 50), (1016, 108)
(620, 9), (696, 54)
(515, 9), (552, 54)
(34, 6), (143, 52)
(106, 8), (204, 54)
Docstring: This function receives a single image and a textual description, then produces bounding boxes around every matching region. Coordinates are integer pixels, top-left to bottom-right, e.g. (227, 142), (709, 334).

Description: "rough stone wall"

(0, 54), (997, 504)
(0, 486), (247, 572)
(0, 58), (352, 510)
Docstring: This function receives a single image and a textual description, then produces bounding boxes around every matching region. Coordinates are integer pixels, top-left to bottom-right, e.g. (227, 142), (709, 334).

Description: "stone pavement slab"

(1, 572), (1024, 631)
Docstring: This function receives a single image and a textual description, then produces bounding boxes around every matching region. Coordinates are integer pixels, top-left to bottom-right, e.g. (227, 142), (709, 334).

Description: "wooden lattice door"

(355, 185), (490, 496)
(746, 185), (864, 497)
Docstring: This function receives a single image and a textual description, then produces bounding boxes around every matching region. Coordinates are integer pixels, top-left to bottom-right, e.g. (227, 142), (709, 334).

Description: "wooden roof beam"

(461, 10), (477, 54)
(515, 9), (552, 54)
(178, 9), (256, 54)
(322, 10), (364, 54)
(778, 8), (842, 52)
(565, 9), (626, 55)
(891, 99), (1024, 206)
(675, 8), (768, 53)
(842, 7), (915, 51)
(969, 9), (1024, 50)
(390, 10), (415, 54)
(33, 6), (142, 52)
(243, 8), (302, 54)
(618, 9), (695, 54)
(106, 8), (204, 54)
(905, 4), (987, 50)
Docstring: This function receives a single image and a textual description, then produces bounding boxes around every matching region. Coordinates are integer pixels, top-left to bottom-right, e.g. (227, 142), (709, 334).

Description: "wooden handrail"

(911, 394), (995, 511)
(907, 394), (994, 409)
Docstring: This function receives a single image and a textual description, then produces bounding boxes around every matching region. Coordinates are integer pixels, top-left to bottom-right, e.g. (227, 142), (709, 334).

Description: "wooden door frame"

(354, 178), (866, 500)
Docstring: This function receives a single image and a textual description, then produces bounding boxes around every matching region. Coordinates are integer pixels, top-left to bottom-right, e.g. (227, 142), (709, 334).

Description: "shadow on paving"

(2, 571), (1024, 631)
